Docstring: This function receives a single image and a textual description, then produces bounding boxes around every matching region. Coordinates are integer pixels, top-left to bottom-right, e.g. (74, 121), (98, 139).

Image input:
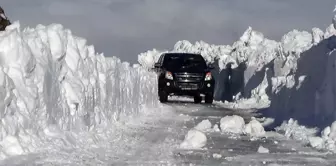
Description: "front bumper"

(159, 78), (215, 96)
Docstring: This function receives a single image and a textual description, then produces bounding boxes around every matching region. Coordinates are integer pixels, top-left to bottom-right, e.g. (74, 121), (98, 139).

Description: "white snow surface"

(220, 115), (245, 134)
(193, 119), (212, 132)
(306, 121), (336, 152)
(275, 118), (318, 144)
(219, 115), (266, 138)
(275, 118), (336, 153)
(212, 153), (222, 159)
(1, 9), (336, 160)
(333, 6), (336, 29)
(0, 22), (159, 159)
(257, 145), (270, 154)
(244, 118), (266, 137)
(179, 129), (207, 149)
(212, 124), (220, 132)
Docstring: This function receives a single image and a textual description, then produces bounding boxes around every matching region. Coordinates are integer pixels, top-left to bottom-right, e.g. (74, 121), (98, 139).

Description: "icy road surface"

(1, 97), (336, 166)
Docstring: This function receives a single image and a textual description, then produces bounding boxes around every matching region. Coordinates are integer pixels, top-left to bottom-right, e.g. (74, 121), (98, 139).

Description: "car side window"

(158, 54), (165, 65)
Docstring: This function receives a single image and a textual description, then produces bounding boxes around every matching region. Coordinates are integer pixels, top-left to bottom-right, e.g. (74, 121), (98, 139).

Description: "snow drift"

(0, 22), (158, 159)
(138, 15), (336, 152)
(137, 23), (336, 129)
(266, 27), (336, 129)
(137, 26), (334, 105)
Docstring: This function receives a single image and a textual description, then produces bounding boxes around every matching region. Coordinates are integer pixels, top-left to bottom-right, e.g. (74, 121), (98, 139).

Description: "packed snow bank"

(0, 22), (158, 159)
(266, 26), (336, 129)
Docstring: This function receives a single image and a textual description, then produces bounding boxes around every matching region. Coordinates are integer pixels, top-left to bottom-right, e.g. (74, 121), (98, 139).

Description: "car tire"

(159, 90), (168, 103)
(194, 95), (202, 104)
(204, 94), (213, 104)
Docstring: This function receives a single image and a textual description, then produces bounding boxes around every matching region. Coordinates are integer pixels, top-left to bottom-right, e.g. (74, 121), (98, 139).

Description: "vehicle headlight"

(165, 71), (173, 80)
(205, 72), (212, 81)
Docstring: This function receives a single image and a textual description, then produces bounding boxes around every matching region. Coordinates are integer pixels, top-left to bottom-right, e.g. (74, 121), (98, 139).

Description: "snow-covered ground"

(1, 9), (336, 164)
(167, 101), (336, 165)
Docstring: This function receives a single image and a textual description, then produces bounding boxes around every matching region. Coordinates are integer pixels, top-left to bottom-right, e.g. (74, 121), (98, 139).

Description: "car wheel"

(159, 90), (168, 103)
(204, 94), (213, 104)
(194, 95), (202, 104)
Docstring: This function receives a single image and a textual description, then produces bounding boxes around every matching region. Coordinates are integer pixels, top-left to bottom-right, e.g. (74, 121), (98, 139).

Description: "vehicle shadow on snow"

(262, 35), (336, 132)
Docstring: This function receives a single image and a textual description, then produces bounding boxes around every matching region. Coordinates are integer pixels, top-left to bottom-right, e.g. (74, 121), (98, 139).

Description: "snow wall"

(138, 24), (336, 131)
(0, 22), (158, 158)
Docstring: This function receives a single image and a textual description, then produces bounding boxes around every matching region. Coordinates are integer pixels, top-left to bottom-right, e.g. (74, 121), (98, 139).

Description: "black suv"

(153, 53), (215, 104)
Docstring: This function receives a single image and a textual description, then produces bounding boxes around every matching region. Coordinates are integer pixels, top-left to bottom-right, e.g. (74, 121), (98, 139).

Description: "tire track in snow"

(1, 99), (336, 165)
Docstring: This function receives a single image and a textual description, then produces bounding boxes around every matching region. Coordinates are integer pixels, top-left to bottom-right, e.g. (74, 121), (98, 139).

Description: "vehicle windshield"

(163, 54), (207, 72)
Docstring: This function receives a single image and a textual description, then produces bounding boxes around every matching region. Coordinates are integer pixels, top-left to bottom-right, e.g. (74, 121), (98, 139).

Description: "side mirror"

(208, 64), (215, 70)
(154, 62), (161, 68)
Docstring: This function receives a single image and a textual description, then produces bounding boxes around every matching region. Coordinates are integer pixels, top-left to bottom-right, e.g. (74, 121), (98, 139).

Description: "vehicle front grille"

(174, 73), (204, 82)
(175, 82), (201, 90)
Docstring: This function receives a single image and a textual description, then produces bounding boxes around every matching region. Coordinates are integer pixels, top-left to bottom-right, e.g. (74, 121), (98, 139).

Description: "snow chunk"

(257, 117), (275, 127)
(308, 137), (325, 149)
(220, 115), (245, 134)
(180, 129), (207, 149)
(194, 119), (212, 132)
(244, 118), (266, 137)
(275, 118), (318, 144)
(212, 153), (222, 159)
(257, 145), (269, 153)
(212, 124), (221, 132)
(0, 135), (24, 157)
(306, 121), (336, 152)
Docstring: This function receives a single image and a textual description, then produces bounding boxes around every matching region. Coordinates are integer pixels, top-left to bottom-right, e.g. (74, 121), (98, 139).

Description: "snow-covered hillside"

(138, 23), (336, 135)
(0, 22), (158, 159)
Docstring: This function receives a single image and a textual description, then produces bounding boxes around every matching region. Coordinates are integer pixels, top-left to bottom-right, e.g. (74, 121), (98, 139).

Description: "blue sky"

(1, 0), (335, 63)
